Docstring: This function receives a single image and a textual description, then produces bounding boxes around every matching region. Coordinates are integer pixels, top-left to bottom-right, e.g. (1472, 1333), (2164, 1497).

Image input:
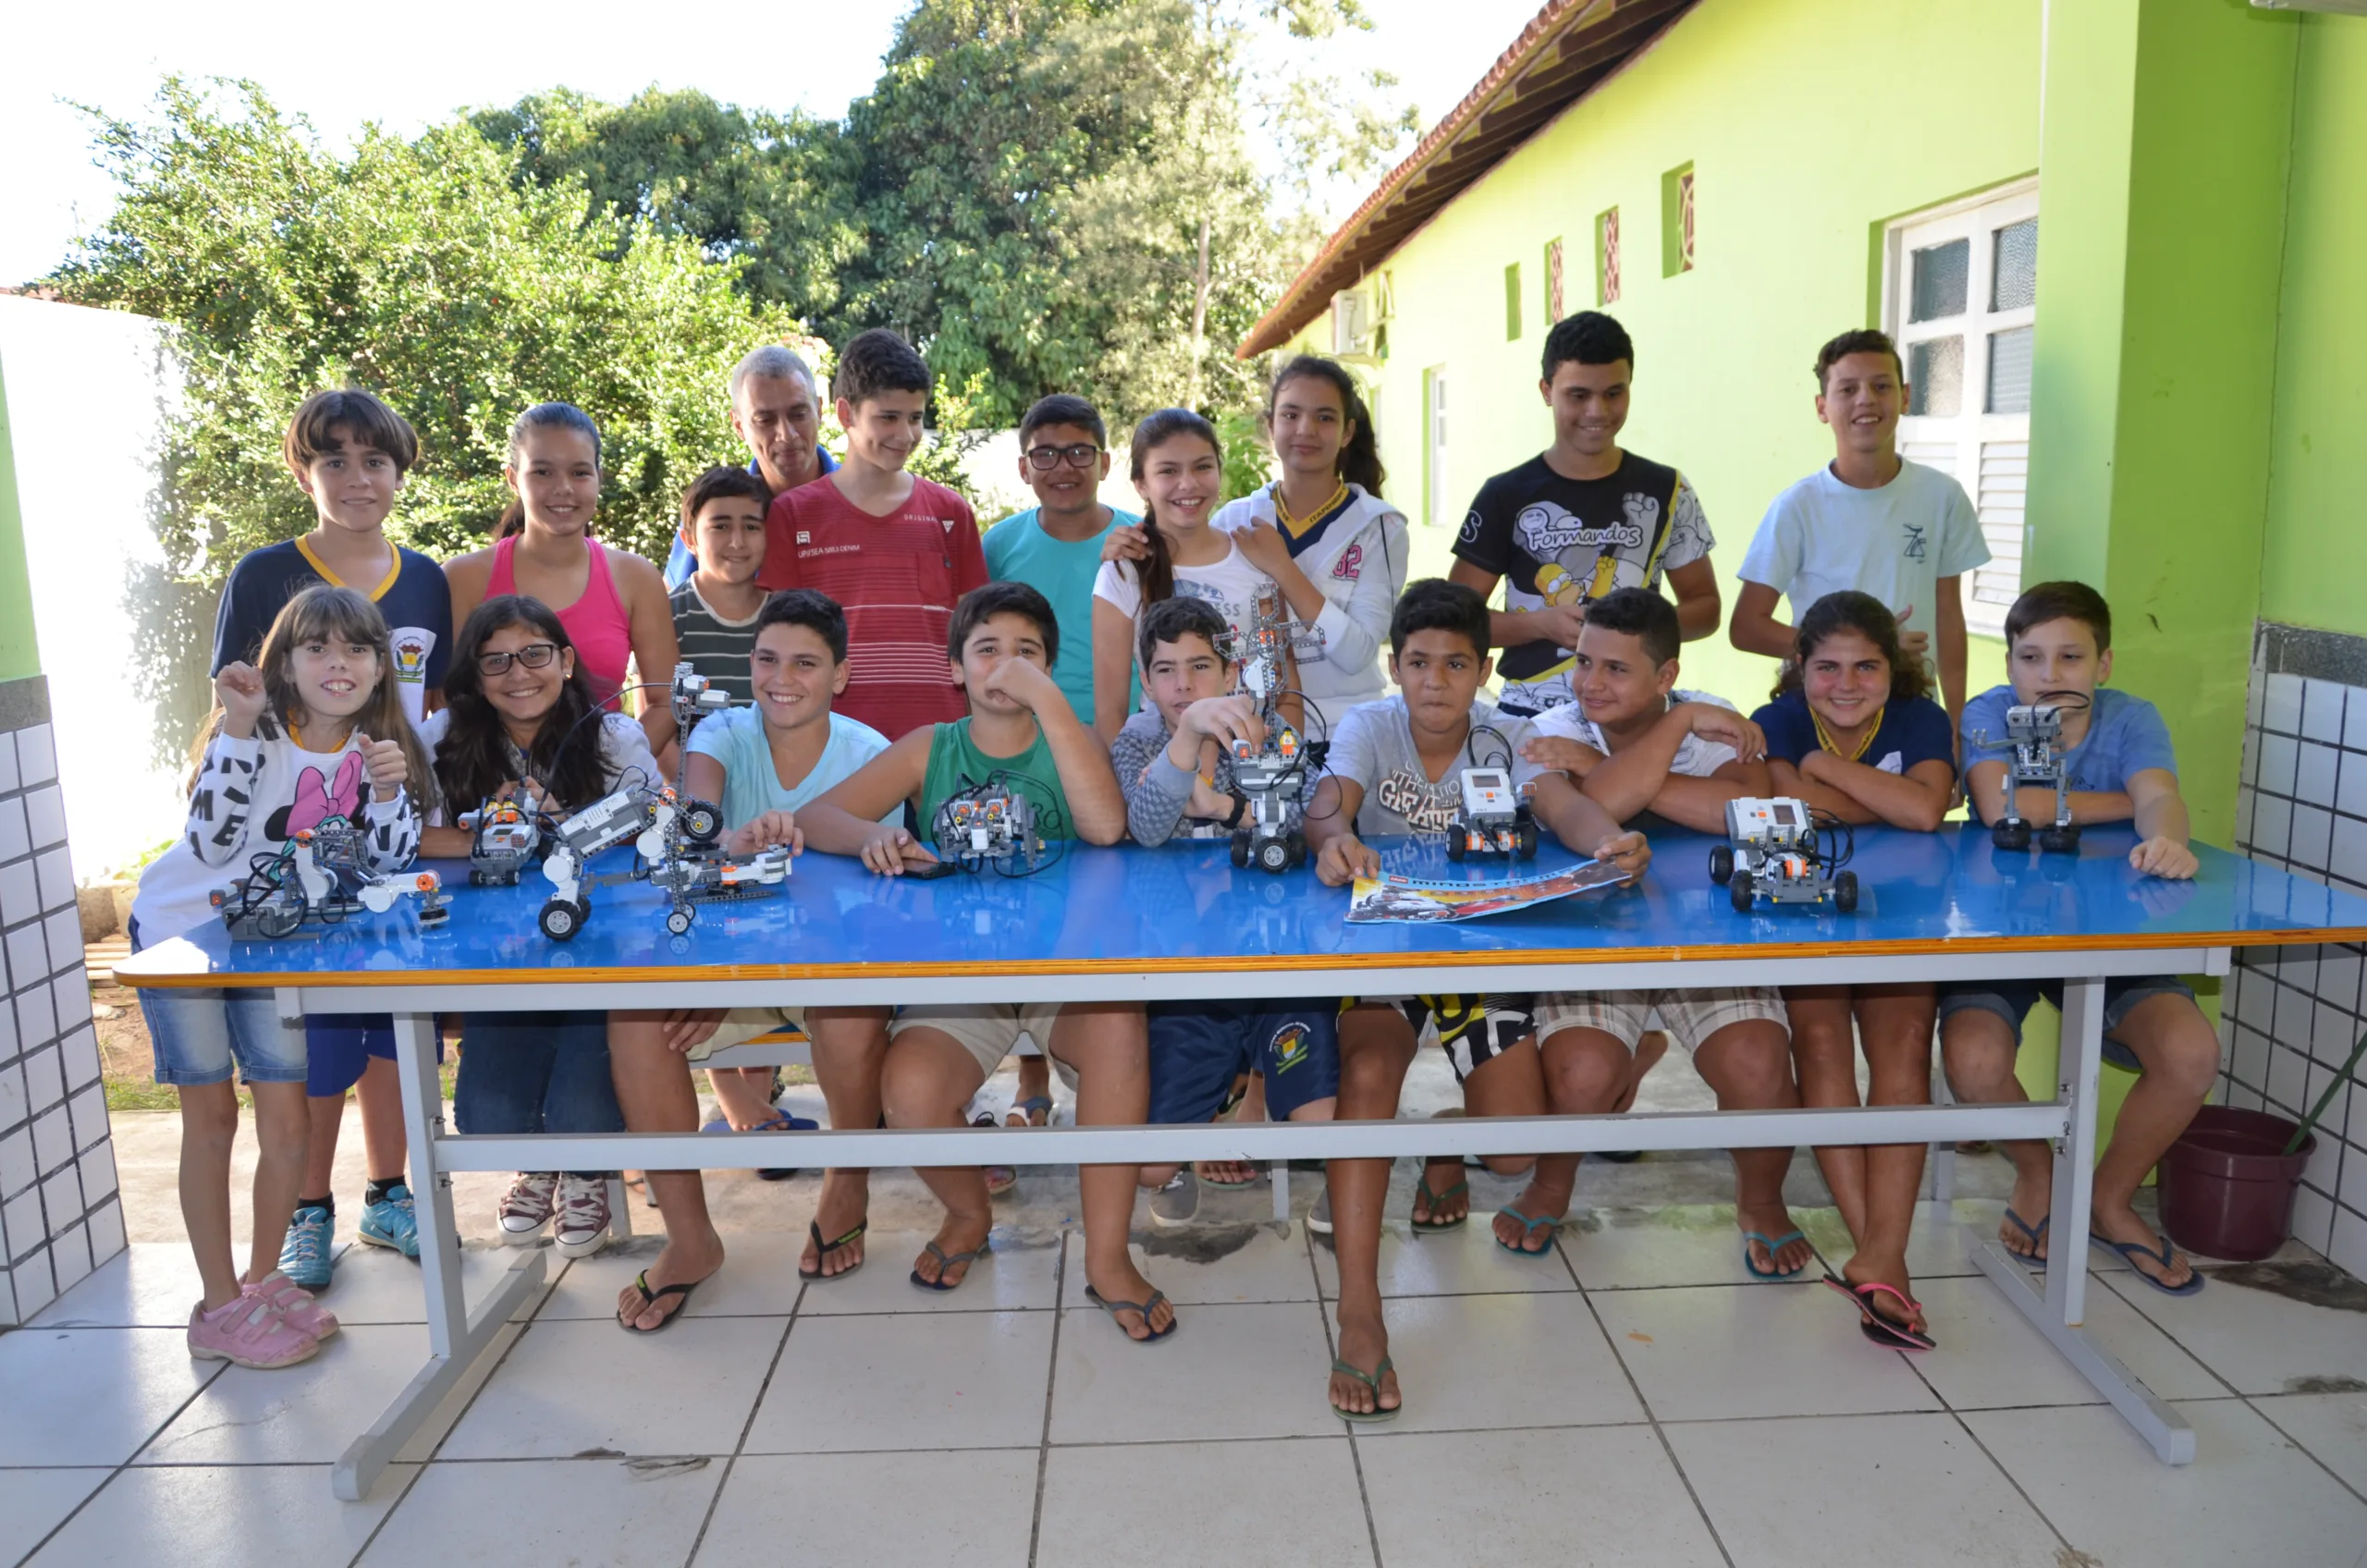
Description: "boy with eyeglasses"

(984, 394), (1142, 726)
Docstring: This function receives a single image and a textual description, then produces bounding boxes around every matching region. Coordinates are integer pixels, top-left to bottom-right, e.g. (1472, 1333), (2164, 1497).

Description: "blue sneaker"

(278, 1204), (334, 1290)
(358, 1184), (420, 1259)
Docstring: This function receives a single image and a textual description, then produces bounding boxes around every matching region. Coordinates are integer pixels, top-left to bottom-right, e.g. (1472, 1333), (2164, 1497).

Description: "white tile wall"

(2224, 639), (2367, 1273)
(0, 712), (122, 1326)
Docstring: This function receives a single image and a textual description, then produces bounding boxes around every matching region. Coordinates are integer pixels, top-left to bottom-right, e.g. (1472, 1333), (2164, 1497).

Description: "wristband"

(1224, 793), (1248, 829)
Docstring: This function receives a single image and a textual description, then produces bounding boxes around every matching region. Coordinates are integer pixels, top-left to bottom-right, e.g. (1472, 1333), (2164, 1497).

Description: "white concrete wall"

(0, 297), (190, 880)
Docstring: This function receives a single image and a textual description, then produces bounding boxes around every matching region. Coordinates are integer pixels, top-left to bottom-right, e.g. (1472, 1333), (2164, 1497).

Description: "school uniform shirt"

(984, 504), (1142, 723)
(664, 451), (839, 590)
(684, 705), (893, 832)
(211, 538), (450, 734)
(1451, 452), (1710, 716)
(669, 580), (762, 704)
(1526, 689), (1742, 834)
(1330, 693), (1532, 838)
(1959, 685), (2177, 791)
(757, 474), (986, 741)
(1737, 459), (1988, 629)
(1752, 689), (1956, 779)
(416, 709), (658, 826)
(1213, 484), (1409, 731)
(130, 728), (421, 943)
(1092, 539), (1277, 697)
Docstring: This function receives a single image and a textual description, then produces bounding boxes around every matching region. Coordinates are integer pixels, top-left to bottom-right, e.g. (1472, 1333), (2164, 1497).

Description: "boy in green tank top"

(801, 583), (1176, 1340)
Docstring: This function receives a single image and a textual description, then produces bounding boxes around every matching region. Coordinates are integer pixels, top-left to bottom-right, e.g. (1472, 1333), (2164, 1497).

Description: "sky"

(1, 0), (1546, 287)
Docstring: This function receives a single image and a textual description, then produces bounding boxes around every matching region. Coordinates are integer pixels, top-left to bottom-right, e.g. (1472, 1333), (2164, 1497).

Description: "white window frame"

(1883, 178), (2038, 639)
(1426, 367), (1451, 528)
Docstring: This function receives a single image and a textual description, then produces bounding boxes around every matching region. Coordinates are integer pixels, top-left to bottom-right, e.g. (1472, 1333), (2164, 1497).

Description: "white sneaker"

(552, 1175), (613, 1259)
(498, 1172), (558, 1245)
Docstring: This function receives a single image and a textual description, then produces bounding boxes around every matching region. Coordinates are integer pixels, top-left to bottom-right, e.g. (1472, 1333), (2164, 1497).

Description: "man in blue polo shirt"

(666, 343), (840, 588)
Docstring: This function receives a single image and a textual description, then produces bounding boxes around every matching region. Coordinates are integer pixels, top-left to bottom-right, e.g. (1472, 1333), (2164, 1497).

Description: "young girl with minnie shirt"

(130, 585), (429, 1368)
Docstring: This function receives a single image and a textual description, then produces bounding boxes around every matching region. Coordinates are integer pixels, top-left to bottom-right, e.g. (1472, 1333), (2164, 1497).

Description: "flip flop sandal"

(1410, 1171), (1469, 1234)
(799, 1219), (867, 1282)
(986, 1166), (1019, 1196)
(1006, 1094), (1054, 1127)
(2001, 1207), (2051, 1273)
(2089, 1230), (2205, 1296)
(754, 1110), (818, 1182)
(910, 1238), (988, 1292)
(1822, 1273), (1936, 1352)
(1331, 1355), (1400, 1424)
(1741, 1229), (1808, 1280)
(1084, 1284), (1179, 1343)
(1196, 1162), (1261, 1189)
(1494, 1205), (1561, 1256)
(616, 1270), (699, 1334)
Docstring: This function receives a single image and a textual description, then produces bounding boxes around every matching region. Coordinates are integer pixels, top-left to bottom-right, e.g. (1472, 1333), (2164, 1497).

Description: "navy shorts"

(1148, 999), (1340, 1125)
(306, 1013), (396, 1097)
(1937, 975), (2197, 1073)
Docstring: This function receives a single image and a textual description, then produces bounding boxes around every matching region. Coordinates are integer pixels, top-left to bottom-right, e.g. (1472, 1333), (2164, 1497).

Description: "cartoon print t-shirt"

(129, 729), (422, 944)
(1452, 452), (1710, 715)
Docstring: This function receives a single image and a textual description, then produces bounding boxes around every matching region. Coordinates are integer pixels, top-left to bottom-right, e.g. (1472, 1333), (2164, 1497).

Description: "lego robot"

(1708, 796), (1857, 914)
(214, 815), (449, 937)
(932, 778), (1046, 875)
(1443, 766), (1539, 862)
(1976, 701), (2081, 853)
(1225, 583), (1323, 875)
(534, 665), (781, 939)
(461, 796), (543, 886)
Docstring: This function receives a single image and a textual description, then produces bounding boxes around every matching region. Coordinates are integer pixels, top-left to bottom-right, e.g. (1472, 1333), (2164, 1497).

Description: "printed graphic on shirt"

(1331, 542), (1365, 582)
(1371, 768), (1463, 834)
(269, 752), (369, 842)
(389, 627), (436, 691)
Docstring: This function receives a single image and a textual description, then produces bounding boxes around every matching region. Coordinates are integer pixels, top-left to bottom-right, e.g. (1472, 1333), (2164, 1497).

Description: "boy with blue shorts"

(1113, 596), (1339, 1226)
(1941, 581), (2219, 1294)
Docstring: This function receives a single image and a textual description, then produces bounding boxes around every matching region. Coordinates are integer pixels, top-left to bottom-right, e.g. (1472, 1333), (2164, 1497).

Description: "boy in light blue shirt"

(1940, 580), (2218, 1299)
(984, 394), (1140, 723)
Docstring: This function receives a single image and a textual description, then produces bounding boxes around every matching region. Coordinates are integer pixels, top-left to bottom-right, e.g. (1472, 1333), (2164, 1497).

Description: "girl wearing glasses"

(444, 402), (681, 761)
(419, 595), (661, 1262)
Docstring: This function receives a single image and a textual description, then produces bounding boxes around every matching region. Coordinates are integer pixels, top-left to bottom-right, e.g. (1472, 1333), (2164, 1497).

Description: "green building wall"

(1296, 0), (2040, 712)
(0, 349), (40, 682)
(2258, 16), (2367, 643)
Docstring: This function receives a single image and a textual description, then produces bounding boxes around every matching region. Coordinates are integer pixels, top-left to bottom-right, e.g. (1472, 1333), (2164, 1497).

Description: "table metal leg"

(332, 1012), (548, 1501)
(1967, 975), (2194, 1464)
(1271, 1162), (1291, 1225)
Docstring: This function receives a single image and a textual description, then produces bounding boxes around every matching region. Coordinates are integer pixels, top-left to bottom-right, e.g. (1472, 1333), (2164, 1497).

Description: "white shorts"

(889, 1002), (1080, 1085)
(1534, 988), (1787, 1055)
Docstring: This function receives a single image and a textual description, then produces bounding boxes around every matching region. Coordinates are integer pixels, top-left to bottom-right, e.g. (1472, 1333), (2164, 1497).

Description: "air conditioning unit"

(2250, 0), (2367, 12)
(1331, 291), (1371, 357)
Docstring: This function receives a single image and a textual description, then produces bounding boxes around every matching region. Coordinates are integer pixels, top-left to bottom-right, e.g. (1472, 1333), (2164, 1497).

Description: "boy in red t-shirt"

(758, 330), (986, 738)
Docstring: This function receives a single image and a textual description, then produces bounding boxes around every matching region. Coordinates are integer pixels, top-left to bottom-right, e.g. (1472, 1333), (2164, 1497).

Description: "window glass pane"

(1910, 239), (1968, 323)
(1991, 219), (2038, 312)
(1986, 325), (2033, 414)
(1908, 336), (1963, 417)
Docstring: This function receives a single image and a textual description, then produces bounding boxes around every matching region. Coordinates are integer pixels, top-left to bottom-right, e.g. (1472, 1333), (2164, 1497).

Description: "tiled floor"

(5, 1206), (2366, 1568)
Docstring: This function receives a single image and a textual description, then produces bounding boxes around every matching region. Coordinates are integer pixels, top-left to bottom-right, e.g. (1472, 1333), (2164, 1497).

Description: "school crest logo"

(1269, 1022), (1312, 1074)
(390, 629), (433, 684)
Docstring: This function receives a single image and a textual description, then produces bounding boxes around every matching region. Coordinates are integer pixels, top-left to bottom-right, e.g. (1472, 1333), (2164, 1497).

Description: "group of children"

(131, 312), (2219, 1433)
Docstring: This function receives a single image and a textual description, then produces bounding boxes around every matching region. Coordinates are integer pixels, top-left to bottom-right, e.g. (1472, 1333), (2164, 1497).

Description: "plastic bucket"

(2156, 1106), (2315, 1262)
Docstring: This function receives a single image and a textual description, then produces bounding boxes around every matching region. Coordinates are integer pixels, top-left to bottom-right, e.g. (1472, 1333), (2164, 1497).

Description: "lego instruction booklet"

(1345, 857), (1632, 924)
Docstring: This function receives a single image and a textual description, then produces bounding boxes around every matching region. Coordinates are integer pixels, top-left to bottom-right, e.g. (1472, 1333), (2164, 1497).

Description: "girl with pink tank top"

(443, 402), (679, 755)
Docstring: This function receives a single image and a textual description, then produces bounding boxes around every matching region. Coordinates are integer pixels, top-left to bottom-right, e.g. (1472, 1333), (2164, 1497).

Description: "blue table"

(114, 823), (2367, 1492)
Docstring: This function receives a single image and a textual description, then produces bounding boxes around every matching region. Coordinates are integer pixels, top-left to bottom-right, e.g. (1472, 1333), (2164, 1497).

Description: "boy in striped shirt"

(669, 466), (773, 703)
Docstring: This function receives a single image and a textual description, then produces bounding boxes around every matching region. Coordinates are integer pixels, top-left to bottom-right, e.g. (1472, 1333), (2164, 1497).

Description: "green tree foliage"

(52, 79), (798, 574)
(468, 87), (862, 324)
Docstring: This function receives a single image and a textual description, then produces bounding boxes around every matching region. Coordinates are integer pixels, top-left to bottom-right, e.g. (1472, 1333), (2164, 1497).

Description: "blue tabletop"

(113, 823), (2367, 990)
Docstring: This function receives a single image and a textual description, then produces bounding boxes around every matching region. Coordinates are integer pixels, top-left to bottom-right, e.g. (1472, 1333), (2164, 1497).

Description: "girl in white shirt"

(1212, 356), (1408, 733)
(1090, 409), (1297, 742)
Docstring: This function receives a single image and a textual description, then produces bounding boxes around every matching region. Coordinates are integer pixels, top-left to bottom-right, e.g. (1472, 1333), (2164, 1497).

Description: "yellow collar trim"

(1810, 706), (1881, 763)
(295, 535), (400, 601)
(1271, 481), (1347, 539)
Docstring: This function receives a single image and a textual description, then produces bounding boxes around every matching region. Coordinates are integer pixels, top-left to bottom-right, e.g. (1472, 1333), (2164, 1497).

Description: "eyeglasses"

(1024, 443), (1101, 471)
(475, 643), (560, 676)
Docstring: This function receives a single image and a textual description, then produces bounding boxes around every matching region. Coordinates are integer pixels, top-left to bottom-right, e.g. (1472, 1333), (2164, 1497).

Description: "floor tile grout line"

(344, 1247), (574, 1566)
(1024, 1226), (1069, 1568)
(2238, 1394), (2367, 1511)
(10, 1353), (231, 1568)
(1307, 1219), (1390, 1568)
(681, 1277), (806, 1566)
(2087, 1267), (2248, 1401)
(1568, 1244), (1738, 1568)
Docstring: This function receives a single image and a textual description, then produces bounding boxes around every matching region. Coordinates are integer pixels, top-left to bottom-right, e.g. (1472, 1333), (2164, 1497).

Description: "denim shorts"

(129, 917), (308, 1087)
(1937, 975), (2197, 1073)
